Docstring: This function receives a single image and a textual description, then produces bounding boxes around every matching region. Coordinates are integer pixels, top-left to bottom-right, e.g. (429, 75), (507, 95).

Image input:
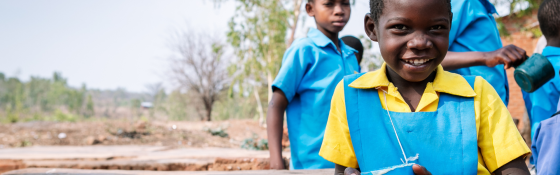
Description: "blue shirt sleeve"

(531, 117), (560, 174)
(272, 41), (313, 102)
(449, 0), (502, 52)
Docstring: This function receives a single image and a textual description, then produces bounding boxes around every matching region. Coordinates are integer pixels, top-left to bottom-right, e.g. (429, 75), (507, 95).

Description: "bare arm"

(493, 156), (530, 175)
(267, 89), (289, 169)
(441, 51), (486, 70)
(441, 45), (527, 71)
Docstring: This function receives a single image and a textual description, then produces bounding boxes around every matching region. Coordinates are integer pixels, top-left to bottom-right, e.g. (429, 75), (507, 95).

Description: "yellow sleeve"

(319, 80), (359, 168)
(474, 76), (531, 172)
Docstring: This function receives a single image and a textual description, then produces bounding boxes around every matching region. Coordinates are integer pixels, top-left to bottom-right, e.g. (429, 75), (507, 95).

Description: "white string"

(378, 87), (409, 164)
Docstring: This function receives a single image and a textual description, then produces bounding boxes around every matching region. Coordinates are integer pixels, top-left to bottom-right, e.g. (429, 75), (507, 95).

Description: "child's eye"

(430, 25), (444, 30)
(393, 25), (408, 30)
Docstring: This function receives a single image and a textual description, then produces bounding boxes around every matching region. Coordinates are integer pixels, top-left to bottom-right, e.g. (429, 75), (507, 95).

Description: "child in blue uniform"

(319, 0), (531, 174)
(266, 0), (360, 170)
(441, 0), (527, 106)
(524, 0), (560, 140)
(529, 0), (560, 174)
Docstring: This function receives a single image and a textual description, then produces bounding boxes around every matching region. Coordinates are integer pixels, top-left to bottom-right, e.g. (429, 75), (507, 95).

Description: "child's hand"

(344, 167), (361, 175)
(412, 164), (432, 175)
(483, 44), (527, 69)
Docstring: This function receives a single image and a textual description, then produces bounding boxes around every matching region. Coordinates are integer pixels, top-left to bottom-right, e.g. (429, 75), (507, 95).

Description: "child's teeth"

(405, 59), (432, 65)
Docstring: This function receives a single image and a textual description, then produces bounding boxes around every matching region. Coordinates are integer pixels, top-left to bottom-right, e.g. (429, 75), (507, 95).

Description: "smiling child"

(319, 0), (531, 174)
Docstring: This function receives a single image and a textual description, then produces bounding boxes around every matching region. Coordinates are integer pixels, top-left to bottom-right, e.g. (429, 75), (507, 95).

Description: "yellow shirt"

(319, 63), (530, 174)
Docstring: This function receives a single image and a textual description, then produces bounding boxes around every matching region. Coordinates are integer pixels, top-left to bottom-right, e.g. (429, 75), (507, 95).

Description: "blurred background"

(0, 0), (545, 172)
(0, 0), (539, 123)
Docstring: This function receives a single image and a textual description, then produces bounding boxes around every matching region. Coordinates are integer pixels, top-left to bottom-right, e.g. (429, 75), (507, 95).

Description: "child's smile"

(400, 56), (436, 73)
(402, 58), (432, 66)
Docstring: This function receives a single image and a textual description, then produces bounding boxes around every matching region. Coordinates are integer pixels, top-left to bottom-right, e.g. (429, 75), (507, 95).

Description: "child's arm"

(493, 156), (530, 175)
(267, 89), (289, 169)
(441, 44), (527, 70)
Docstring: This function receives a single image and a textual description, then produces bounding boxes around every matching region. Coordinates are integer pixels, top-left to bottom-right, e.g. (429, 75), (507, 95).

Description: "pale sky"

(0, 0), (509, 92)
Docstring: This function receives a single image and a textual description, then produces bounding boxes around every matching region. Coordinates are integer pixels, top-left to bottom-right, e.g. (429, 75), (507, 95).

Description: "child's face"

(365, 0), (450, 82)
(307, 0), (351, 34)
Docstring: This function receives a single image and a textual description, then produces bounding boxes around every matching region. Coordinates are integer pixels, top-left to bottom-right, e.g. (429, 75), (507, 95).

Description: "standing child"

(523, 0), (560, 140)
(528, 1), (560, 174)
(267, 0), (360, 170)
(319, 0), (531, 174)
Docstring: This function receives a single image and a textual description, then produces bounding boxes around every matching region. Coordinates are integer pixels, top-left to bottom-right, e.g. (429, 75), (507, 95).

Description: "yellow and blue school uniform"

(319, 63), (530, 174)
(449, 0), (509, 106)
(272, 28), (360, 169)
(523, 46), (560, 139)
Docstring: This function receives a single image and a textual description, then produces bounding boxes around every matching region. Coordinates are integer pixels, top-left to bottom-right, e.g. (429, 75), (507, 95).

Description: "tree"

(225, 0), (300, 126)
(84, 94), (95, 118)
(168, 29), (230, 121)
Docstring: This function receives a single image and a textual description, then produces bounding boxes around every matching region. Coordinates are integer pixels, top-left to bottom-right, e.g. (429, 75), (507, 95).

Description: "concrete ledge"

(3, 168), (334, 175)
(0, 146), (290, 172)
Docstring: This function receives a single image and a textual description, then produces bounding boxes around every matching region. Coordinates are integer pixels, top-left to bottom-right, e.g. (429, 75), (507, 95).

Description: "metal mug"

(514, 53), (555, 93)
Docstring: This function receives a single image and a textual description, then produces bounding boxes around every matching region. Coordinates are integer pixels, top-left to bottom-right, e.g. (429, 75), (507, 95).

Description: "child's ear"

(306, 3), (315, 17)
(364, 14), (378, 42)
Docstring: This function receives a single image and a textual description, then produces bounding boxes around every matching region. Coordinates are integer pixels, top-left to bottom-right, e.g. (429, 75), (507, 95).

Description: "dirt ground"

(0, 119), (286, 149)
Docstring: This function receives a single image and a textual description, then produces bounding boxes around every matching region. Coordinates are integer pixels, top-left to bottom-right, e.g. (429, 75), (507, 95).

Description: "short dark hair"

(341, 36), (364, 57)
(538, 0), (560, 39)
(369, 0), (452, 24)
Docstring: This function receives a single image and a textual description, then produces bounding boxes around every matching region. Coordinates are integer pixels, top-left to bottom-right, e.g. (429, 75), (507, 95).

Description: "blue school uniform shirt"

(448, 0), (509, 106)
(272, 28), (360, 170)
(523, 46), (560, 139)
(531, 114), (560, 174)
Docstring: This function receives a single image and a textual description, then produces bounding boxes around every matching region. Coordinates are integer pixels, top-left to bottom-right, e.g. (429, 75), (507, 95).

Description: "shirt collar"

(543, 46), (560, 57)
(348, 63), (476, 97)
(307, 28), (358, 56)
(308, 28), (333, 48)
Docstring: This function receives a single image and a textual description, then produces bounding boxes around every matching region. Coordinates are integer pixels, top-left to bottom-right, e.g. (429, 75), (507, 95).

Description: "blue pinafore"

(343, 73), (478, 174)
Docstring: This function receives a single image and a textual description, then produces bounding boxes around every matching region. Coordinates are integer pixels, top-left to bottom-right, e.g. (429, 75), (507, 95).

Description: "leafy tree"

(224, 0), (303, 125)
(84, 94), (95, 118)
(0, 72), (90, 122)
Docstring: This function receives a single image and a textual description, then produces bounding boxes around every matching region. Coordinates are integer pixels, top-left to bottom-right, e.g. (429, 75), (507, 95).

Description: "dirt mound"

(0, 119), (272, 149)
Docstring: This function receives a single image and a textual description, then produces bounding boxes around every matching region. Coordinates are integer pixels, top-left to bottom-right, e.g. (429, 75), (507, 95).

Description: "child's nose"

(406, 35), (433, 50)
(333, 4), (345, 16)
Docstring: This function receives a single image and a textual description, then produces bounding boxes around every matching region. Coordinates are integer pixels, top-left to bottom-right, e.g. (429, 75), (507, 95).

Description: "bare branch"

(167, 27), (230, 121)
